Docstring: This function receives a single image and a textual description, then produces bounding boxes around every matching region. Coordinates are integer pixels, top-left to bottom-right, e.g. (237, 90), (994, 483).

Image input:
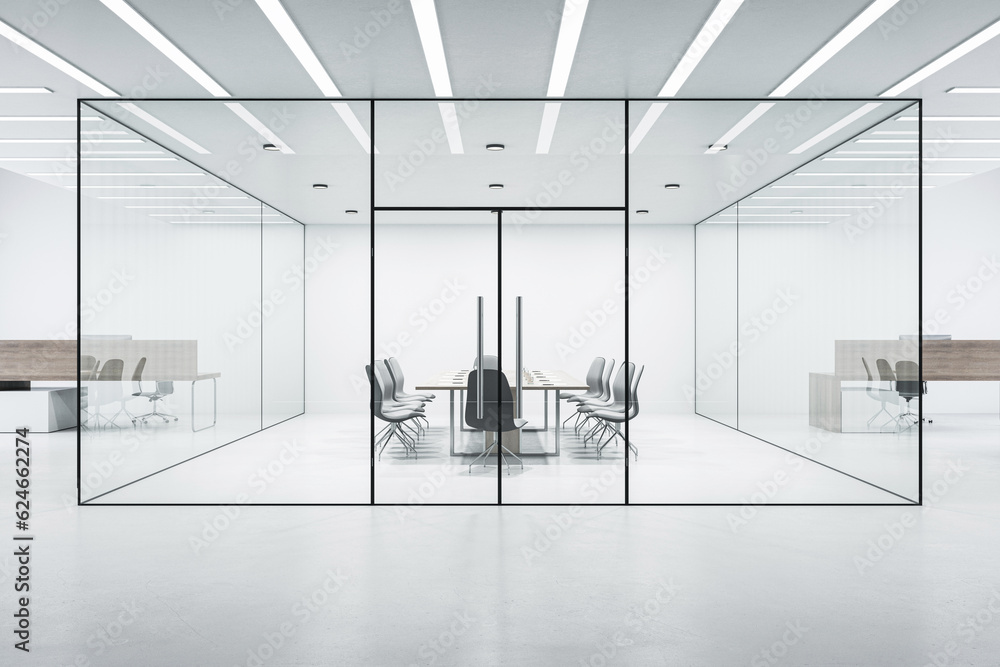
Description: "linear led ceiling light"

(624, 103), (667, 154)
(409, 0), (464, 154)
(0, 87), (52, 93)
(705, 102), (774, 154)
(707, 0), (896, 153)
(118, 103), (211, 154)
(947, 87), (1000, 94)
(0, 116), (102, 122)
(252, 0), (373, 153)
(632, 0), (743, 153)
(789, 103), (882, 154)
(537, 0), (591, 153)
(897, 116), (1000, 121)
(771, 0), (898, 96)
(101, 0), (294, 153)
(0, 20), (118, 96)
(881, 18), (1000, 97)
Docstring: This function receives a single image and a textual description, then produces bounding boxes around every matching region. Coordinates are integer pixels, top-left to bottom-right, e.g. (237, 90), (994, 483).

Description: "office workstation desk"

(416, 370), (587, 456)
(810, 339), (1000, 431)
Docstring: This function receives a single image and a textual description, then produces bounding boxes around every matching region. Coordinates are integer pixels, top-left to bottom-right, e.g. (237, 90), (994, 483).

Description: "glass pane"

(261, 204), (304, 428)
(374, 100), (624, 208)
(629, 99), (918, 503)
(736, 103), (921, 502)
(79, 103), (262, 502)
(373, 209), (498, 504)
(695, 206), (738, 426)
(500, 210), (626, 504)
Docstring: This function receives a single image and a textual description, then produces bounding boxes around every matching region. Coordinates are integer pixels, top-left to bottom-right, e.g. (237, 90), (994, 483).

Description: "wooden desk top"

(0, 340), (76, 381)
(835, 339), (1000, 381)
(416, 369), (588, 391)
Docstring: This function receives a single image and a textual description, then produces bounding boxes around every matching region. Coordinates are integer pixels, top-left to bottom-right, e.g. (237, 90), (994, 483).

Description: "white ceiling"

(1, 0), (998, 224)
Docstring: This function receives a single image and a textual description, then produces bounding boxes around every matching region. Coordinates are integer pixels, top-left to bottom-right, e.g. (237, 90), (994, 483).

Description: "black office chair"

(894, 360), (926, 430)
(465, 369), (525, 475)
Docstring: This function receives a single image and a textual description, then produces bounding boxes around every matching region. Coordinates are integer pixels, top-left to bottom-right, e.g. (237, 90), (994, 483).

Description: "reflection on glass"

(501, 210), (626, 504)
(373, 210), (499, 504)
(736, 104), (921, 502)
(695, 205), (738, 426)
(262, 203), (304, 427)
(78, 102), (304, 503)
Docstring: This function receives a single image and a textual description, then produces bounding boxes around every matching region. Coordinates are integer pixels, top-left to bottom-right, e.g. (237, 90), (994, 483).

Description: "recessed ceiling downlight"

(664, 183), (680, 189)
(636, 210), (649, 214)
(313, 183), (328, 189)
(263, 143), (279, 151)
(489, 183), (504, 189)
(346, 210), (358, 214)
(486, 143), (505, 151)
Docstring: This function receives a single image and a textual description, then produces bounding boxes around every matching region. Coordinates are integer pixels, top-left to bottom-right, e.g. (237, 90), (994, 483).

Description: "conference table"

(416, 369), (588, 456)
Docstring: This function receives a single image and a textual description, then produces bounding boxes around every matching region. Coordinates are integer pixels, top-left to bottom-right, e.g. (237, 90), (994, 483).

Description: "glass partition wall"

(78, 103), (305, 503)
(77, 98), (919, 505)
(373, 101), (626, 504)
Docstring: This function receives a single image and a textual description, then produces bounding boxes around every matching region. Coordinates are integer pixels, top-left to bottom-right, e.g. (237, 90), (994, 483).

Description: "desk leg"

(459, 389), (475, 431)
(555, 390), (560, 456)
(191, 377), (217, 432)
(544, 391), (549, 430)
(450, 389), (455, 456)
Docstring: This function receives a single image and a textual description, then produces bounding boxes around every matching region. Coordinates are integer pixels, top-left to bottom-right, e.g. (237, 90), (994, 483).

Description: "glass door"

(500, 209), (627, 504)
(372, 209), (500, 504)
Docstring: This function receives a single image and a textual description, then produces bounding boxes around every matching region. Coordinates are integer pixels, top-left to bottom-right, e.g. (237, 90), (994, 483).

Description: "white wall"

(304, 223), (371, 416)
(80, 197), (264, 416)
(304, 222), (695, 416)
(0, 169), (76, 340)
(923, 168), (1000, 413)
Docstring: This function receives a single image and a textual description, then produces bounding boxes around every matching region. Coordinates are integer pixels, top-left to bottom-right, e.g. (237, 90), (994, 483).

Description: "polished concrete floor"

(1, 414), (998, 664)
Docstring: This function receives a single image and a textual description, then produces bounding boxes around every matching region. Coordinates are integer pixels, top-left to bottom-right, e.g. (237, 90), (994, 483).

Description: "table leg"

(450, 389), (455, 456)
(543, 391), (549, 430)
(555, 389), (560, 456)
(191, 377), (217, 433)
